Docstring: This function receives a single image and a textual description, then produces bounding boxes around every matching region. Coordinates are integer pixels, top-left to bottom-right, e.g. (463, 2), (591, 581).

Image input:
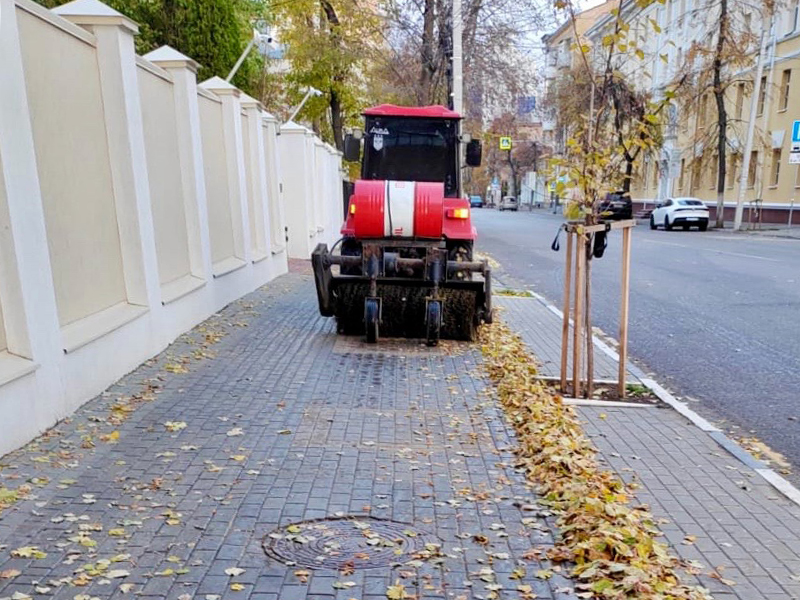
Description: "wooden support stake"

(618, 226), (632, 398)
(560, 231), (573, 394)
(572, 233), (585, 399)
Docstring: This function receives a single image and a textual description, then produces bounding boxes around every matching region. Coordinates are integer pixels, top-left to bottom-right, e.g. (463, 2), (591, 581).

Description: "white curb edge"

(563, 398), (656, 409)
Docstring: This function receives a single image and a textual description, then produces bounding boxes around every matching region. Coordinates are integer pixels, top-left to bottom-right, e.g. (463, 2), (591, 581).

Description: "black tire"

(364, 298), (379, 344)
(699, 221), (708, 232)
(650, 215), (657, 230)
(426, 301), (441, 347)
(664, 216), (673, 231)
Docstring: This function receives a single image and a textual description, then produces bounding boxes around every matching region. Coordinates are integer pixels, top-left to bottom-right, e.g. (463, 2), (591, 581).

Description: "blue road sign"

(792, 120), (800, 143)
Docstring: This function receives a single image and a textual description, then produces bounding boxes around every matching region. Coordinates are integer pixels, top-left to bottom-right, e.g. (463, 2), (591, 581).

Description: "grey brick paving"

(0, 263), (576, 600)
(495, 296), (626, 383)
(500, 292), (800, 600)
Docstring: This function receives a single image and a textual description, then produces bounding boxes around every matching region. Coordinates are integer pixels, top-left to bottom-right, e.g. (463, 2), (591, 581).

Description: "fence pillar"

(240, 93), (272, 260)
(262, 112), (287, 260)
(199, 77), (250, 264)
(54, 0), (160, 311)
(279, 122), (315, 258)
(145, 46), (213, 281)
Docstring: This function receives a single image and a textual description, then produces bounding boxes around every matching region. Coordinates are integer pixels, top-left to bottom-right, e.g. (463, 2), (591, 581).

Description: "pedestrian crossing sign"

(499, 137), (512, 151)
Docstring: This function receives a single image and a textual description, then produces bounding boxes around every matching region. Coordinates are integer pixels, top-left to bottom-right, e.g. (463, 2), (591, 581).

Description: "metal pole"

(452, 0), (463, 114)
(287, 89), (316, 124)
(735, 13), (774, 230)
(226, 36), (258, 83)
(789, 199), (795, 228)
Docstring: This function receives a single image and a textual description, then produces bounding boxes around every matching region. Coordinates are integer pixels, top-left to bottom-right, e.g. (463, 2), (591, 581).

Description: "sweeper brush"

(311, 103), (492, 345)
(312, 241), (492, 345)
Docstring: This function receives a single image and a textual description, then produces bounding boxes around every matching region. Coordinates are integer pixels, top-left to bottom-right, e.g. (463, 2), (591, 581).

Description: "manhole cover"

(262, 516), (439, 570)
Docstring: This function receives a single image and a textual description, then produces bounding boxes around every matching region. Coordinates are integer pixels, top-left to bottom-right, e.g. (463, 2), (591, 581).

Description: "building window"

(787, 0), (799, 35)
(727, 155), (738, 189)
(780, 69), (792, 111)
(770, 149), (782, 186)
(757, 76), (767, 116)
(748, 151), (758, 188)
(652, 160), (660, 189)
(735, 83), (745, 120)
(691, 161), (702, 193)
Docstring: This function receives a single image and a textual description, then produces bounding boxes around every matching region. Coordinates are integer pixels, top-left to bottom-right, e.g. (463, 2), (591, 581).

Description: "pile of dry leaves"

(479, 320), (712, 600)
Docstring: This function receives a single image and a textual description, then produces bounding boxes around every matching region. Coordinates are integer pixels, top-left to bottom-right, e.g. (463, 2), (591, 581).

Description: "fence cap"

(199, 76), (240, 97)
(239, 92), (264, 111)
(53, 0), (138, 34)
(281, 120), (309, 134)
(261, 111), (278, 123)
(144, 46), (200, 73)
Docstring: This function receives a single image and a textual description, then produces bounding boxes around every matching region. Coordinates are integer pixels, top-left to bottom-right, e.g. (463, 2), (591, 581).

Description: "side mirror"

(466, 139), (482, 167)
(343, 134), (361, 162)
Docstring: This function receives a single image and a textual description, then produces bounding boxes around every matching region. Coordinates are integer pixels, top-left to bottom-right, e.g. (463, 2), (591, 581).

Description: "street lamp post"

(286, 87), (324, 124)
(227, 29), (266, 83)
(734, 10), (775, 231)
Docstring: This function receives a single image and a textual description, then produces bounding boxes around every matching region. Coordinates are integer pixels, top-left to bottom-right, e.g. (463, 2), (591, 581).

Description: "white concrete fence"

(0, 0), (344, 456)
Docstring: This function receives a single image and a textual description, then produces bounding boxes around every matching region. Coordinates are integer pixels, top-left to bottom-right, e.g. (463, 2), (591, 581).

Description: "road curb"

(518, 289), (800, 509)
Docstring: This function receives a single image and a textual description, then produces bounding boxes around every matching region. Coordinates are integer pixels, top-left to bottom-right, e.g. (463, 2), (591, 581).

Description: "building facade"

(544, 0), (800, 225)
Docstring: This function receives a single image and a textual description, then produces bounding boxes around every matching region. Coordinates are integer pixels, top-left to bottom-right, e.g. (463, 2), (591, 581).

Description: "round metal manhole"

(262, 516), (439, 570)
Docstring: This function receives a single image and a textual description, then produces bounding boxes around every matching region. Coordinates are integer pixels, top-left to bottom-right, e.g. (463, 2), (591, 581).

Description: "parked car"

(650, 197), (709, 231)
(469, 195), (484, 208)
(499, 196), (518, 211)
(599, 191), (633, 220)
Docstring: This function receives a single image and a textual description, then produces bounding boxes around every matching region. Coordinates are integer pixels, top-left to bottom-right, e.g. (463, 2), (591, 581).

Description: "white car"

(650, 197), (710, 231)
(499, 196), (518, 211)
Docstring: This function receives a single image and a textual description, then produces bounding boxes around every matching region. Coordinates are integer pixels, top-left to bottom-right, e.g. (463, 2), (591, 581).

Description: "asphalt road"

(473, 207), (800, 477)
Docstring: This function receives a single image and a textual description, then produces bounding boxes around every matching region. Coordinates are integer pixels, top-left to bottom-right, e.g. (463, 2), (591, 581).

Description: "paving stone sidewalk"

(0, 263), (578, 600)
(498, 294), (800, 600)
(494, 297), (626, 383)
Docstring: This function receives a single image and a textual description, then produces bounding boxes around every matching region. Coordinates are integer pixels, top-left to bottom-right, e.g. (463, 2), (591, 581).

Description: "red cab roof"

(362, 104), (461, 119)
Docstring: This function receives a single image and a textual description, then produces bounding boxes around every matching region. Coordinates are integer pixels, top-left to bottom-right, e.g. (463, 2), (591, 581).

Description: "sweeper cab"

(311, 104), (492, 345)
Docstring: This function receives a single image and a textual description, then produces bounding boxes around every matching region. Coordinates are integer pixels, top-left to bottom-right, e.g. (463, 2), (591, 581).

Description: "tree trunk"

(320, 0), (345, 151)
(622, 159), (634, 193)
(329, 88), (344, 151)
(507, 150), (518, 197)
(419, 0), (437, 104)
(714, 0), (729, 229)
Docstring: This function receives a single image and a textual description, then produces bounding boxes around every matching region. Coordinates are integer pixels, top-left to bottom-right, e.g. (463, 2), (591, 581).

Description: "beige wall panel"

(17, 9), (126, 326)
(198, 95), (235, 264)
(138, 67), (191, 285)
(241, 113), (257, 252)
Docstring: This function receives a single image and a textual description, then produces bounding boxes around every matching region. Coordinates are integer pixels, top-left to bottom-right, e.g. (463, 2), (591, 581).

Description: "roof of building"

(362, 104), (461, 119)
(541, 0), (617, 46)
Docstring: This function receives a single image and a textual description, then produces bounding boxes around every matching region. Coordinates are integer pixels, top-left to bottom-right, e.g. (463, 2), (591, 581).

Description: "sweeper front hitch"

(312, 240), (492, 346)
